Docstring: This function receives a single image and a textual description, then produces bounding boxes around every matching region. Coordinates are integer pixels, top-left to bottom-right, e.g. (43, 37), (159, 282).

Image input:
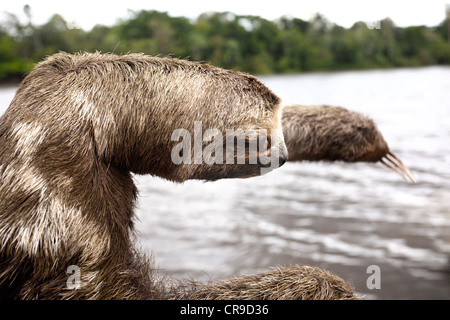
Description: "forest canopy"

(1, 7), (450, 81)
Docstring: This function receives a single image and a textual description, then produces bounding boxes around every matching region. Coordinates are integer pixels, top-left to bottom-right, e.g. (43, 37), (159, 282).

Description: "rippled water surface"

(1, 66), (449, 299)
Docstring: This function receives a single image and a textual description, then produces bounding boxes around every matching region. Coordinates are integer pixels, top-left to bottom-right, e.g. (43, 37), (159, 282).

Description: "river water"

(1, 66), (449, 299)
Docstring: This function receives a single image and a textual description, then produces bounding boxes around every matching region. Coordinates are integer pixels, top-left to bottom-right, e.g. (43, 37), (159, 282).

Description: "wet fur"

(0, 52), (360, 299)
(282, 105), (389, 162)
(177, 266), (360, 300)
(282, 105), (415, 182)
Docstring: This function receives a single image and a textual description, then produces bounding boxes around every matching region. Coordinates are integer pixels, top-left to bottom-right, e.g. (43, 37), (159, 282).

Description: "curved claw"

(380, 151), (416, 183)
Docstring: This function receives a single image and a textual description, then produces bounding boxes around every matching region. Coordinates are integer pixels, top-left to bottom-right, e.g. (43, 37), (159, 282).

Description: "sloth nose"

(279, 155), (287, 167)
(278, 143), (288, 167)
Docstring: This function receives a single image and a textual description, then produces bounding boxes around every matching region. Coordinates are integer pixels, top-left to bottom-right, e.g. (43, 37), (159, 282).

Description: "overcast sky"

(2, 0), (449, 30)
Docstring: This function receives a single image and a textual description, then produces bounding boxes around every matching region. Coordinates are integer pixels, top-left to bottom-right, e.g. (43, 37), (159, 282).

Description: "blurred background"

(1, 0), (449, 300)
(1, 0), (450, 80)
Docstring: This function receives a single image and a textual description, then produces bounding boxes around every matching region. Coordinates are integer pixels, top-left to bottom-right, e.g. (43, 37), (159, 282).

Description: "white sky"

(2, 0), (449, 30)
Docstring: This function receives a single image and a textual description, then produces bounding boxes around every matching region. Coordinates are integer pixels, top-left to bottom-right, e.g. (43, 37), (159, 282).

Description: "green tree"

(1, 7), (450, 81)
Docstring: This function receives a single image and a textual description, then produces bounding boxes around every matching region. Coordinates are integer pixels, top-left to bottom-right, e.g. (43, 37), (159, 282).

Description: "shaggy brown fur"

(0, 52), (360, 300)
(177, 266), (361, 300)
(282, 105), (415, 182)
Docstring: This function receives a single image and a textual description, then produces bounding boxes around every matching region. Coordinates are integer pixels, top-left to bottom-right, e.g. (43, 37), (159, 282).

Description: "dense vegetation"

(1, 8), (450, 81)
